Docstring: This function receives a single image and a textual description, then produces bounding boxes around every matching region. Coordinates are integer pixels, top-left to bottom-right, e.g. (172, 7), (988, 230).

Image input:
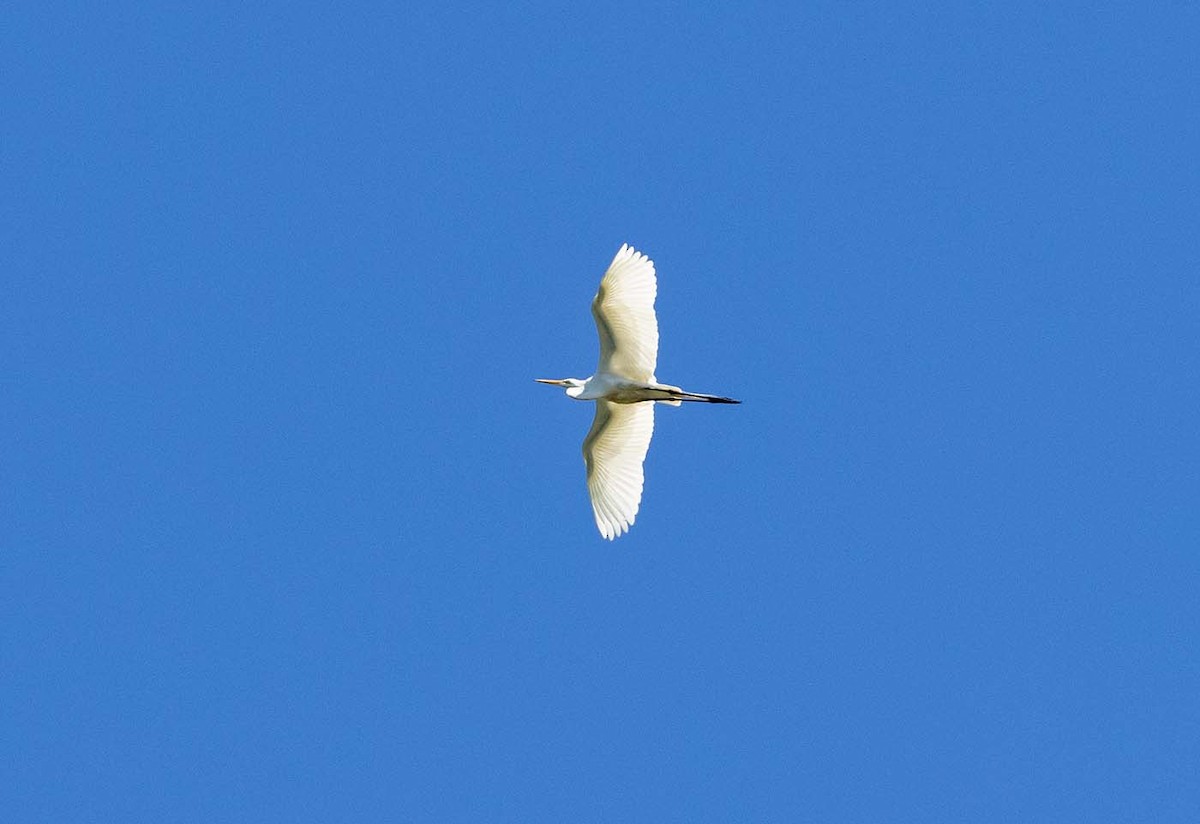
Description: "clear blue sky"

(4, 2), (1198, 821)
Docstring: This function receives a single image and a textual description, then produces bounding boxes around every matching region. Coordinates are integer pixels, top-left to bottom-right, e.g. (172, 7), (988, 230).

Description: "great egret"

(537, 244), (739, 540)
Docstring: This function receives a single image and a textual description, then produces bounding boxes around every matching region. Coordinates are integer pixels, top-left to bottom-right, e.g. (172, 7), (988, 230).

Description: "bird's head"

(536, 377), (586, 398)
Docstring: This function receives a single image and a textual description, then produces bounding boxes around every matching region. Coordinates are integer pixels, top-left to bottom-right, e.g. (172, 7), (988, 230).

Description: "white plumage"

(537, 244), (740, 540)
(583, 400), (655, 540)
(591, 244), (659, 383)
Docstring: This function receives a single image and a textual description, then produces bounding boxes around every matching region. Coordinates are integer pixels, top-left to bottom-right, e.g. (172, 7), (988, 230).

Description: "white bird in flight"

(537, 244), (739, 539)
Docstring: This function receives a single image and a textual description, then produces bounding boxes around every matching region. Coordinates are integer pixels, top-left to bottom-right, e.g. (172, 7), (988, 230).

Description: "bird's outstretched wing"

(582, 400), (655, 540)
(592, 244), (658, 382)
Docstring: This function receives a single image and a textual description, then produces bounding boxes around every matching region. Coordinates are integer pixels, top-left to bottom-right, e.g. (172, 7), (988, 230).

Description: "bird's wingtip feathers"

(613, 242), (651, 265)
(596, 517), (632, 540)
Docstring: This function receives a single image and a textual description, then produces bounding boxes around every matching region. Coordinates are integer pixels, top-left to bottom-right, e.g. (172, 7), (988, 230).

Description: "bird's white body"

(568, 372), (686, 404)
(537, 244), (738, 540)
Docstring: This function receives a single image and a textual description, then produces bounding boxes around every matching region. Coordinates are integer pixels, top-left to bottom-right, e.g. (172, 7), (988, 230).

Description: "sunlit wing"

(591, 244), (658, 382)
(582, 400), (655, 540)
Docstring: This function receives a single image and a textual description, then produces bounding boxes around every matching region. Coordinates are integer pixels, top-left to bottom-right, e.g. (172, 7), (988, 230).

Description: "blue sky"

(3, 2), (1198, 821)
